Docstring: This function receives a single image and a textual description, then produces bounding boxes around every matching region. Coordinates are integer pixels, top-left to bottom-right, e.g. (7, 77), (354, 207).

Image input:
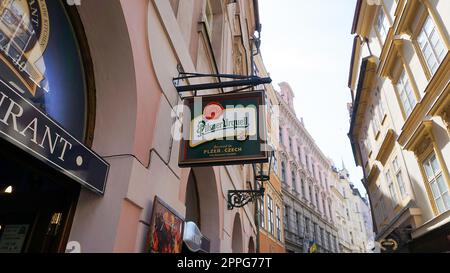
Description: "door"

(0, 140), (80, 253)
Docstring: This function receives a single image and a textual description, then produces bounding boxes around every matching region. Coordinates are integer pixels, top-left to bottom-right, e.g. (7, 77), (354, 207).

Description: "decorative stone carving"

(415, 132), (433, 156)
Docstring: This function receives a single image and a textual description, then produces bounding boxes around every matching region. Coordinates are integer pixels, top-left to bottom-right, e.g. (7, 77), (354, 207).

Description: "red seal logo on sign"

(203, 102), (224, 120)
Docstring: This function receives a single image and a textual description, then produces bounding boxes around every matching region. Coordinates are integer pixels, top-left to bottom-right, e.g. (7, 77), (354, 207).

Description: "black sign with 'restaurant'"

(0, 79), (109, 195)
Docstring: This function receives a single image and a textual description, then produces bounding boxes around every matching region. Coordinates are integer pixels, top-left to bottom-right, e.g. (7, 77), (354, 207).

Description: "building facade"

(0, 0), (266, 253)
(253, 53), (285, 253)
(331, 165), (373, 253)
(348, 0), (450, 252)
(276, 82), (340, 253)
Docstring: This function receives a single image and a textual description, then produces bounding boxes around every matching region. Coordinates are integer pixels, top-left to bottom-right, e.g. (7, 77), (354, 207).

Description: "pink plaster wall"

(120, 0), (161, 166)
(114, 199), (142, 252)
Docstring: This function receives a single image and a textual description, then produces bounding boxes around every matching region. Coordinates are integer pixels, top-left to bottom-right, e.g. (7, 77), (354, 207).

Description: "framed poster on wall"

(145, 196), (184, 253)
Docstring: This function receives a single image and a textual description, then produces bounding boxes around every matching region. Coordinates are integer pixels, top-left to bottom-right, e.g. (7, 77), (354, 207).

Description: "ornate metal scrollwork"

(227, 188), (265, 210)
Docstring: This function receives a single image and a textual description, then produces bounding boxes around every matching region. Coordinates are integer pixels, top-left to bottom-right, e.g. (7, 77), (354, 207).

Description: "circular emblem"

(203, 102), (224, 120)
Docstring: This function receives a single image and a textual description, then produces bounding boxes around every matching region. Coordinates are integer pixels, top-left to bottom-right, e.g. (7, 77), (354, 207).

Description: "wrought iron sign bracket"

(227, 187), (265, 210)
(172, 65), (272, 99)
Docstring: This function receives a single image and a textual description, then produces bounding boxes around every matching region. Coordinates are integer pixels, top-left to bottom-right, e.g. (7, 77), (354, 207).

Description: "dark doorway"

(0, 140), (80, 253)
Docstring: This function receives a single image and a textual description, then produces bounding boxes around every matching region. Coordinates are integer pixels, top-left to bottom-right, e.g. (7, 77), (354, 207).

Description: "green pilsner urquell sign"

(178, 90), (269, 167)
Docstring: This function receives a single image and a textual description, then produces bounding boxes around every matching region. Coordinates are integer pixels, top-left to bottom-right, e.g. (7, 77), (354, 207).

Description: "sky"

(259, 0), (367, 195)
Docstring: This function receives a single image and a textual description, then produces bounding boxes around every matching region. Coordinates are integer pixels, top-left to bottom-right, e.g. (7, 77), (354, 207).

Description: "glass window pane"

(424, 17), (433, 34)
(424, 161), (433, 179)
(418, 31), (426, 48)
(436, 197), (445, 214)
(443, 193), (450, 210)
(430, 155), (440, 174)
(431, 181), (439, 198)
(429, 30), (440, 47)
(437, 175), (448, 194)
(435, 42), (445, 62)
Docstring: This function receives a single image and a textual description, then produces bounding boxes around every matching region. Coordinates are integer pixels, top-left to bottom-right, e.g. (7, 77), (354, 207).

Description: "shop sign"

(179, 90), (268, 167)
(0, 79), (109, 194)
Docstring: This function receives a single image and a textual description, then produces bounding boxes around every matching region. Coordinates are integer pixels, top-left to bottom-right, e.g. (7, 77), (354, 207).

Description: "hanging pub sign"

(178, 90), (268, 167)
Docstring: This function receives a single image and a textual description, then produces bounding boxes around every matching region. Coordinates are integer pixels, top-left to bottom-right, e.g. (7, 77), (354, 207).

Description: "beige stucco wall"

(350, 0), (450, 243)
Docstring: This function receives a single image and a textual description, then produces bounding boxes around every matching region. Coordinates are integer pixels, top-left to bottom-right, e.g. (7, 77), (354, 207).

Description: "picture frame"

(145, 196), (184, 253)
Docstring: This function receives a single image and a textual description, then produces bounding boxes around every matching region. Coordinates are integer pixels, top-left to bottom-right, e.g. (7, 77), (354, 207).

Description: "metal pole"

(254, 178), (260, 253)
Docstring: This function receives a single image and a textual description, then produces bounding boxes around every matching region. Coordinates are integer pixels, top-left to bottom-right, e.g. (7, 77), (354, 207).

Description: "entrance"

(0, 141), (80, 253)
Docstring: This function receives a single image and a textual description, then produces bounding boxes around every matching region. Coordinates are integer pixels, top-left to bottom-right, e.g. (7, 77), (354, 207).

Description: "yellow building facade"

(252, 53), (286, 253)
(348, 0), (450, 252)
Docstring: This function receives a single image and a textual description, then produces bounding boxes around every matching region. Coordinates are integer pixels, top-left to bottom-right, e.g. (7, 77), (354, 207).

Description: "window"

(296, 212), (302, 236)
(370, 106), (380, 137)
(284, 205), (289, 230)
(417, 16), (446, 75)
(297, 147), (302, 163)
(292, 171), (297, 191)
(301, 179), (305, 198)
(396, 70), (417, 117)
(423, 153), (450, 214)
(305, 217), (310, 237)
(333, 236), (338, 253)
(276, 206), (281, 240)
(289, 137), (293, 151)
(315, 190), (319, 208)
(305, 155), (310, 171)
(273, 155), (278, 175)
(312, 164), (316, 178)
(322, 198), (326, 216)
(327, 232), (331, 251)
(259, 197), (265, 229)
(309, 184), (313, 202)
(279, 127), (283, 145)
(386, 171), (398, 208)
(281, 162), (286, 182)
(320, 227), (324, 246)
(376, 7), (390, 44)
(267, 196), (274, 235)
(376, 87), (386, 123)
(392, 156), (407, 199)
(313, 223), (319, 242)
(328, 203), (333, 221)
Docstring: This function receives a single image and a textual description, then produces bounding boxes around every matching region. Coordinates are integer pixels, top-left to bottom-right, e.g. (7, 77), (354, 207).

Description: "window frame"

(385, 170), (399, 209)
(411, 9), (449, 80)
(276, 205), (281, 241)
(259, 196), (265, 229)
(394, 69), (418, 119)
(421, 152), (450, 215)
(267, 195), (274, 235)
(374, 5), (391, 47)
(392, 156), (408, 200)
